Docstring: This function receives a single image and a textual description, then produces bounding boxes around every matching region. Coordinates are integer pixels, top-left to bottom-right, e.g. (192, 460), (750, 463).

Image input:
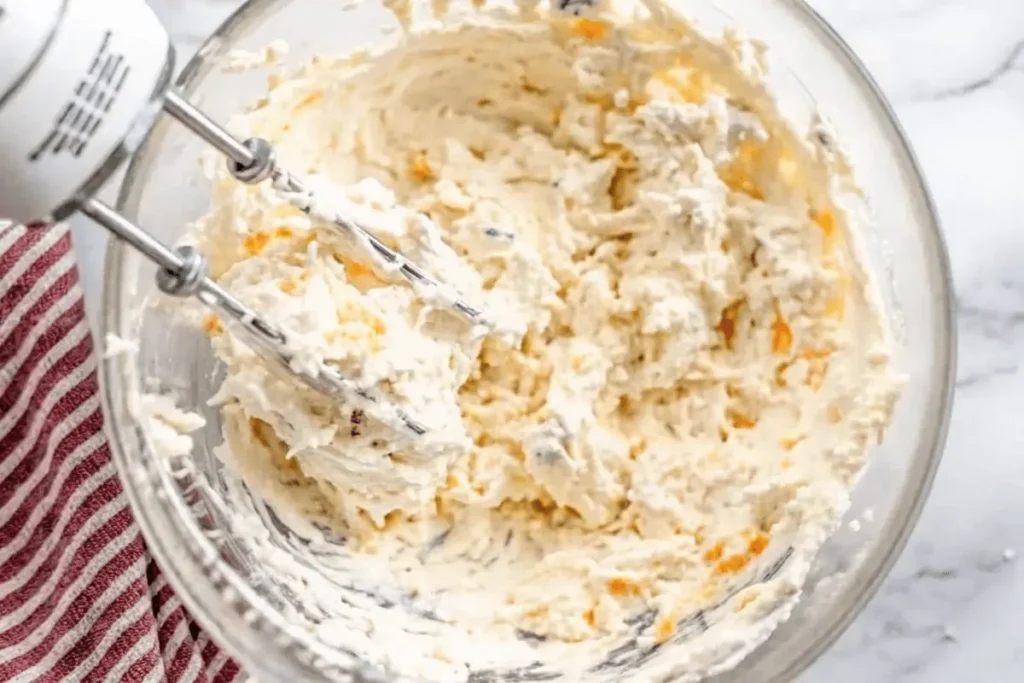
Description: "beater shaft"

(161, 92), (489, 326)
(0, 0), (480, 440)
(80, 197), (428, 439)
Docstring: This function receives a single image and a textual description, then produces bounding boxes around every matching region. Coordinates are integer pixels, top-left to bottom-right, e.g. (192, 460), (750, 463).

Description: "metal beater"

(0, 0), (486, 439)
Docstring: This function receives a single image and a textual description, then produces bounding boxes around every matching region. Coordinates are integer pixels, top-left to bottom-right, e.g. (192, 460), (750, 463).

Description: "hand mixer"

(0, 0), (488, 439)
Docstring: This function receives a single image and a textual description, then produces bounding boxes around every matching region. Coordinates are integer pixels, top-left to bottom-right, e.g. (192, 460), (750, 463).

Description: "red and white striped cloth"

(0, 222), (240, 682)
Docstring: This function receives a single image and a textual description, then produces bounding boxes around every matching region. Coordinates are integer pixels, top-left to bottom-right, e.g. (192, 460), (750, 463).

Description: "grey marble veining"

(66, 0), (1024, 680)
(802, 1), (1024, 681)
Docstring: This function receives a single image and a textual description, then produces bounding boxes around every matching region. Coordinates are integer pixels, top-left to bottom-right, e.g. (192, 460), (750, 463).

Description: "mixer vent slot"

(28, 29), (131, 162)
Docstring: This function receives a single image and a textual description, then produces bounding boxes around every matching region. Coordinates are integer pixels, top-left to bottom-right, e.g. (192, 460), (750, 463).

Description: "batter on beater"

(185, 0), (903, 679)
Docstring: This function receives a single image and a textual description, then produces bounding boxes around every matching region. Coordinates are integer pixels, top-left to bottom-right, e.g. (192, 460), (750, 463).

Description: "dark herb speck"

(556, 0), (596, 16)
(484, 226), (515, 242)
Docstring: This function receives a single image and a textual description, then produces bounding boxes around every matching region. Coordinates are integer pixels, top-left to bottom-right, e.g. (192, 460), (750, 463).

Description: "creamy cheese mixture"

(169, 1), (904, 680)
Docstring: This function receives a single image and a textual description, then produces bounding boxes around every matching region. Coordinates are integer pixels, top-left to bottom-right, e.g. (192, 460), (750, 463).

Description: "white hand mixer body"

(0, 0), (485, 439)
(0, 0), (171, 226)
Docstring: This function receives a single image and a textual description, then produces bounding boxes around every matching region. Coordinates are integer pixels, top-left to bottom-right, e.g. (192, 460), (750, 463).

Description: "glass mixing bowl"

(100, 0), (955, 680)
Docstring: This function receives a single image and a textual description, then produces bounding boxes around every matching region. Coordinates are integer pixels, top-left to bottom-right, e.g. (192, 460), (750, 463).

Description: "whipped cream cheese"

(166, 1), (904, 680)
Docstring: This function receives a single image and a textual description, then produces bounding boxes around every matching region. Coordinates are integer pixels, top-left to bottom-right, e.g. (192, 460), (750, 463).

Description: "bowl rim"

(751, 2), (957, 677)
(100, 0), (957, 680)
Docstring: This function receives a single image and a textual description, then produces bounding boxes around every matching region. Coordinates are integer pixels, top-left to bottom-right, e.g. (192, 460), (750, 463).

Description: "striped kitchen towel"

(0, 221), (240, 682)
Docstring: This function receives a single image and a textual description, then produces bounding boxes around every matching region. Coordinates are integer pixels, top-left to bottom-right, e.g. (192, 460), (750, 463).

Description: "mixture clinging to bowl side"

(150, 0), (905, 680)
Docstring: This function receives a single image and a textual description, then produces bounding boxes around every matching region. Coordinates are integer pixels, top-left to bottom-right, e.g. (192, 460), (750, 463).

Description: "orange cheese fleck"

(771, 304), (793, 354)
(524, 605), (549, 619)
(296, 92), (322, 110)
(716, 300), (743, 349)
(814, 209), (843, 256)
(718, 142), (764, 199)
(275, 227), (295, 239)
(774, 359), (794, 388)
(813, 209), (836, 236)
(572, 18), (609, 41)
(703, 541), (725, 563)
(628, 437), (647, 460)
(748, 533), (770, 556)
(243, 231), (270, 256)
(716, 554), (750, 575)
(409, 151), (435, 182)
(780, 434), (806, 451)
(720, 168), (762, 199)
(337, 255), (372, 279)
(348, 261), (372, 279)
(607, 577), (641, 597)
(655, 616), (676, 643)
(583, 609), (596, 626)
(279, 278), (300, 294)
(729, 412), (757, 430)
(203, 314), (223, 336)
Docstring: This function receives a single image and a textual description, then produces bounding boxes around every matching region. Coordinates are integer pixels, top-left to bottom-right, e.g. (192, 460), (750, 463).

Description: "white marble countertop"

(65, 0), (1024, 680)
